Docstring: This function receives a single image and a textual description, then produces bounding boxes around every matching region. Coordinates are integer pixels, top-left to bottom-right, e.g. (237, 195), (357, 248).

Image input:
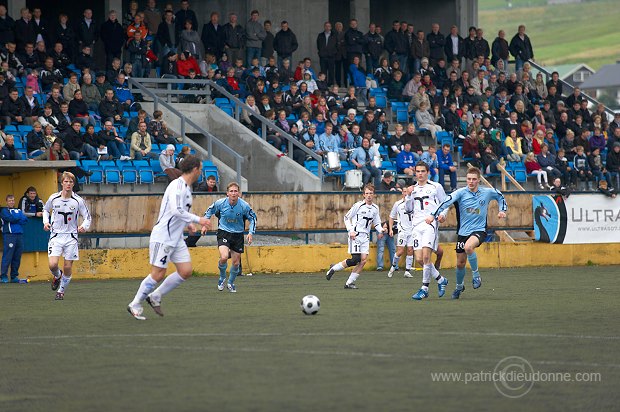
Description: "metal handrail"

(128, 78), (243, 184)
(128, 77), (324, 180)
(527, 59), (615, 120)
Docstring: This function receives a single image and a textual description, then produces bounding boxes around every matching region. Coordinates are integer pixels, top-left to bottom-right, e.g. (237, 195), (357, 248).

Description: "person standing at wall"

(1, 194), (28, 283)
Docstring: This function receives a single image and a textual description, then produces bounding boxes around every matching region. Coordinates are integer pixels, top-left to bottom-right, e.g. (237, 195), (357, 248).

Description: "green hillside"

(478, 0), (618, 70)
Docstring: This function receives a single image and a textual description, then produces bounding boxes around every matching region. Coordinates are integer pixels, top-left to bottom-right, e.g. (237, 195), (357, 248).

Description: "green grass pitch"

(1, 266), (618, 411)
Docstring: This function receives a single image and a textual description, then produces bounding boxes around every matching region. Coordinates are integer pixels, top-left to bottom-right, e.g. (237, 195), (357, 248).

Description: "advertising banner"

(533, 194), (620, 244)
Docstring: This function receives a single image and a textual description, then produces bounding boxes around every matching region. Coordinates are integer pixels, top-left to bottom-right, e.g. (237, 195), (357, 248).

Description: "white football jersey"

(43, 192), (91, 235)
(150, 177), (202, 246)
(405, 181), (447, 226)
(389, 198), (414, 233)
(344, 200), (382, 235)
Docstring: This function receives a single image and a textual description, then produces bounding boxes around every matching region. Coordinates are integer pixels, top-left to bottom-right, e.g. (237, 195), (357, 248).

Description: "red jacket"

(177, 57), (201, 77)
(525, 160), (541, 173)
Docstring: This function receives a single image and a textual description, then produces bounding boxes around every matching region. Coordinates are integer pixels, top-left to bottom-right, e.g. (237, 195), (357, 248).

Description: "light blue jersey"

(205, 198), (257, 234)
(432, 186), (507, 236)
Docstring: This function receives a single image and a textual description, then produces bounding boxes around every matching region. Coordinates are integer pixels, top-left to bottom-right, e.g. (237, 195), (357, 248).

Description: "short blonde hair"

(61, 171), (76, 183)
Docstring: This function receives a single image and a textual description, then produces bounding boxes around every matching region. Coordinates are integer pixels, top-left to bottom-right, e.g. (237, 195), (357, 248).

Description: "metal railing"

(527, 59), (615, 120)
(128, 78), (243, 184)
(127, 77), (324, 180)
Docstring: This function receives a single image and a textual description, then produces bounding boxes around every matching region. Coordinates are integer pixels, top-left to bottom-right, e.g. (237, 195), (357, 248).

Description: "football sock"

(421, 284), (429, 292)
(468, 253), (480, 276)
(346, 272), (359, 285)
(58, 274), (71, 294)
(391, 254), (400, 268)
(51, 267), (61, 278)
(229, 264), (240, 285)
(423, 263), (435, 283)
(218, 261), (227, 283)
(332, 262), (345, 271)
(456, 267), (466, 289)
(405, 255), (413, 270)
(435, 274), (446, 283)
(152, 272), (184, 298)
(131, 274), (158, 305)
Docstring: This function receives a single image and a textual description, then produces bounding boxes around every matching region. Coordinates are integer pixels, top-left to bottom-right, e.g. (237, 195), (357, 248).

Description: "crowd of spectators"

(0, 1), (617, 192)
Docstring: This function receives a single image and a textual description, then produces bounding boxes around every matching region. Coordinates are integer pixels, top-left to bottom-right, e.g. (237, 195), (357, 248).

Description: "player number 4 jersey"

(344, 201), (383, 235)
(150, 177), (201, 245)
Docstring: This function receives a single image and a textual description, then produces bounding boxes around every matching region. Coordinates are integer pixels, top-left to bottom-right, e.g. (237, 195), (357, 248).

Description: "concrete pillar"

(106, 0), (124, 15)
(350, 0), (370, 31)
(7, 0), (26, 16)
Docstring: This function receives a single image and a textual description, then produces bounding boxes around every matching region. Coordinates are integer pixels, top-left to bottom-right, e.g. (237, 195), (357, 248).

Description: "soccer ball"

(300, 295), (320, 315)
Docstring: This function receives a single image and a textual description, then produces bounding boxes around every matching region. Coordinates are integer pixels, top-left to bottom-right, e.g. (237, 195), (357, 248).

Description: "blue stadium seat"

(375, 95), (387, 109)
(18, 125), (33, 133)
(396, 109), (409, 123)
(138, 169), (154, 184)
(105, 169), (121, 184)
(12, 139), (24, 149)
(221, 106), (234, 117)
(214, 97), (230, 106)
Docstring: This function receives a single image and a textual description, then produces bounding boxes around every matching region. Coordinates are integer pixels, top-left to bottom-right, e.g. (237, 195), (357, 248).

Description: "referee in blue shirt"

(1, 195), (29, 283)
(428, 167), (507, 299)
(201, 182), (257, 293)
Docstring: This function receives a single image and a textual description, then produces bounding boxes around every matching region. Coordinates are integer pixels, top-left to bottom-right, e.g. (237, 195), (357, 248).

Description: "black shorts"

(455, 231), (487, 253)
(217, 229), (245, 253)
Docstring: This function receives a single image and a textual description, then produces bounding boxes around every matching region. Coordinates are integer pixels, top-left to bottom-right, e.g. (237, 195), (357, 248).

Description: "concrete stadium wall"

(18, 242), (620, 281)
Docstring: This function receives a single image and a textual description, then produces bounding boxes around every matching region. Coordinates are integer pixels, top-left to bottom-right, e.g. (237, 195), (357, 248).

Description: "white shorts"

(149, 242), (191, 268)
(396, 230), (414, 248)
(348, 233), (370, 255)
(48, 233), (79, 260)
(412, 222), (439, 251)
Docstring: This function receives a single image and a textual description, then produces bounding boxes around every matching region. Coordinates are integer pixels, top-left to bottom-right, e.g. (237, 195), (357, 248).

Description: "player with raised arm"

(326, 184), (384, 289)
(201, 182), (257, 293)
(387, 191), (415, 278)
(406, 161), (450, 300)
(426, 166), (507, 299)
(127, 156), (209, 320)
(44, 172), (92, 300)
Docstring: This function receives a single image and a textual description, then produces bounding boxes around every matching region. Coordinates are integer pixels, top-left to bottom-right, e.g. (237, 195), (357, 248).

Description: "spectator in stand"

(245, 10), (266, 67)
(113, 73), (138, 113)
(68, 90), (95, 127)
(588, 147), (611, 186)
(17, 86), (40, 125)
(420, 144), (440, 182)
(179, 19), (204, 63)
(176, 51), (201, 78)
(427, 23), (446, 66)
(157, 9), (177, 58)
(396, 142), (416, 176)
(505, 128), (524, 162)
(408, 84), (430, 112)
(124, 1), (139, 29)
(416, 101), (443, 139)
(130, 121), (158, 160)
(402, 72), (422, 99)
(437, 143), (457, 191)
(333, 21), (347, 86)
(222, 13), (245, 65)
(444, 25), (464, 67)
(100, 10), (124, 71)
(62, 120), (97, 160)
(1, 135), (20, 160)
(401, 123), (423, 157)
(387, 70), (405, 101)
(0, 5), (15, 47)
(201, 12), (224, 60)
(0, 88), (23, 126)
(149, 110), (176, 145)
(142, 0), (160, 37)
(384, 21), (407, 73)
(525, 151), (551, 190)
(481, 144), (500, 175)
(555, 147), (577, 187)
(411, 30), (430, 74)
(62, 72), (80, 102)
(350, 137), (381, 186)
(127, 30), (148, 78)
(491, 29), (509, 70)
(344, 19), (366, 68)
(572, 146), (593, 190)
(99, 88), (129, 127)
(261, 20), (274, 67)
(462, 131), (482, 167)
(126, 11), (148, 42)
(99, 120), (127, 159)
(80, 73), (101, 111)
(364, 23), (383, 75)
(160, 144), (182, 181)
(1, 194), (28, 283)
(509, 25), (534, 73)
(348, 56), (368, 105)
(76, 9), (99, 60)
(14, 8), (36, 53)
(273, 21), (298, 68)
(19, 186), (43, 218)
(175, 0), (198, 40)
(317, 22), (338, 86)
(39, 57), (63, 93)
(606, 142), (620, 189)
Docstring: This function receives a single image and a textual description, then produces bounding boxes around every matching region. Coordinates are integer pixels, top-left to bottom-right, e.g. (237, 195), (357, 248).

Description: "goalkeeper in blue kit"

(426, 167), (507, 299)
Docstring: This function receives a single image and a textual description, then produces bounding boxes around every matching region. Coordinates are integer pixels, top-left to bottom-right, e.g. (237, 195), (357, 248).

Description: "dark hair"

(179, 155), (201, 173)
(415, 161), (429, 171)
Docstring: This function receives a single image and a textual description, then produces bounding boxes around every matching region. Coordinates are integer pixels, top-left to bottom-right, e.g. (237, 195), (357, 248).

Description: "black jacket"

(364, 32), (383, 59)
(1, 97), (21, 120)
(444, 34), (464, 62)
(222, 23), (245, 49)
(0, 14), (15, 45)
(427, 31), (446, 61)
(509, 33), (534, 61)
(69, 98), (89, 117)
(273, 29), (298, 56)
(201, 22), (224, 56)
(98, 98), (123, 119)
(75, 18), (99, 45)
(384, 29), (408, 55)
(14, 18), (37, 51)
(26, 131), (45, 153)
(491, 37), (509, 64)
(18, 95), (40, 117)
(157, 21), (176, 49)
(1, 143), (20, 160)
(344, 28), (366, 55)
(174, 9), (198, 37)
(61, 128), (83, 152)
(100, 19), (125, 54)
(316, 31), (338, 59)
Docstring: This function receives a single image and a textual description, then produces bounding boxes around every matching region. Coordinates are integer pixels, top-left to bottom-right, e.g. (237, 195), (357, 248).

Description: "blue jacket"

(1, 207), (28, 234)
(113, 81), (134, 104)
(349, 64), (366, 88)
(396, 150), (416, 173)
(420, 151), (439, 170)
(437, 150), (455, 171)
